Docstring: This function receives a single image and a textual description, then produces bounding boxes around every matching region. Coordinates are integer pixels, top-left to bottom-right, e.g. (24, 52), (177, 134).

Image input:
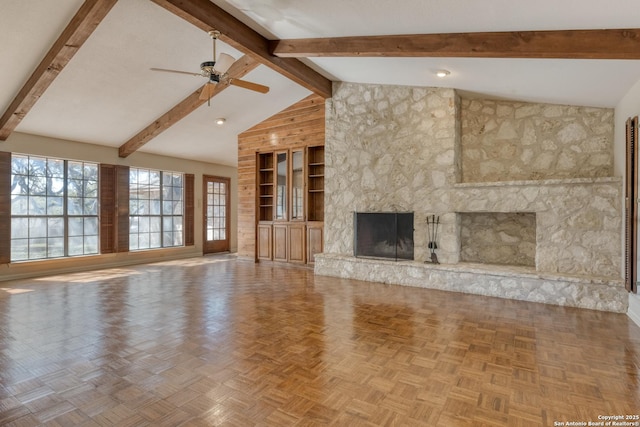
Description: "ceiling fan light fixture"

(215, 118), (226, 126)
(215, 53), (236, 74)
(436, 69), (451, 78)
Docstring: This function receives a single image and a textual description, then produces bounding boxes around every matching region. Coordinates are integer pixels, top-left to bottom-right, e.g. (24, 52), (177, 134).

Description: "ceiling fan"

(151, 30), (269, 104)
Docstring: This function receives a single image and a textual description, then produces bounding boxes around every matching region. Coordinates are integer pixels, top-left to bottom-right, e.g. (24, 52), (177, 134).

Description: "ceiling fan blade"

(230, 79), (270, 94)
(199, 83), (218, 101)
(150, 67), (201, 77)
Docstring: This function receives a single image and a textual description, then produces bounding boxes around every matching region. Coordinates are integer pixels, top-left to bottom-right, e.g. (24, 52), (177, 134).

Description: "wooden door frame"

(203, 175), (231, 254)
(626, 116), (638, 293)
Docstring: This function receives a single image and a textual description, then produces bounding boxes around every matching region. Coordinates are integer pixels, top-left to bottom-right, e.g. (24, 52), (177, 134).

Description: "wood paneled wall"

(237, 94), (325, 259)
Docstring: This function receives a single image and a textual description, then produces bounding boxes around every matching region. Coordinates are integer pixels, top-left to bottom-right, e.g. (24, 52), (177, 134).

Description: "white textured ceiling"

(2, 0), (640, 166)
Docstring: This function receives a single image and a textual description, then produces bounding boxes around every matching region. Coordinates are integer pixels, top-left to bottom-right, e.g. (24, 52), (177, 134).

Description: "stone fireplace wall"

(461, 99), (614, 182)
(459, 212), (536, 267)
(319, 82), (625, 311)
(325, 83), (460, 263)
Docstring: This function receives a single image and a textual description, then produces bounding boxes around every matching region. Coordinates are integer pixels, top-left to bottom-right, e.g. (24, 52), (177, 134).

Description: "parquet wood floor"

(0, 255), (639, 426)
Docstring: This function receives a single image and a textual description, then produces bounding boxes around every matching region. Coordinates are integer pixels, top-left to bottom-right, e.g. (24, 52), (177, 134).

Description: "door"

(257, 224), (272, 260)
(203, 175), (230, 254)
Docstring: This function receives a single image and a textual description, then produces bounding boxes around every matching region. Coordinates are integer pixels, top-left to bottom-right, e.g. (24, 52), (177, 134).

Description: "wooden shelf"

(258, 152), (274, 221)
(307, 146), (324, 222)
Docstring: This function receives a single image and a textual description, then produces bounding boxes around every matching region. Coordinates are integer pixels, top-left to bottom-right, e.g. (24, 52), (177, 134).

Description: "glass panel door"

(275, 152), (287, 220)
(291, 150), (304, 220)
(203, 175), (230, 254)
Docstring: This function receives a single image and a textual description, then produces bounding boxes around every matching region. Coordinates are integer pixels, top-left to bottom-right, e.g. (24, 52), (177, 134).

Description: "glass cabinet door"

(291, 150), (304, 220)
(275, 152), (287, 220)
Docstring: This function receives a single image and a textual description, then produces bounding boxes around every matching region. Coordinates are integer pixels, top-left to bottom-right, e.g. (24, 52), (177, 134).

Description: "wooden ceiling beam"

(150, 0), (332, 98)
(119, 55), (259, 158)
(0, 0), (118, 141)
(271, 28), (640, 59)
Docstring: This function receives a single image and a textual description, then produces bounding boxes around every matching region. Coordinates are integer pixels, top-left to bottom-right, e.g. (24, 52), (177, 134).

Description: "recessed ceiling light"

(436, 70), (450, 78)
(215, 118), (226, 126)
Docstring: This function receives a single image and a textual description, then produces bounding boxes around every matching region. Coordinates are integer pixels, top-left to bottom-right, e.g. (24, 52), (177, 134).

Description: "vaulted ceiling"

(2, 0), (640, 167)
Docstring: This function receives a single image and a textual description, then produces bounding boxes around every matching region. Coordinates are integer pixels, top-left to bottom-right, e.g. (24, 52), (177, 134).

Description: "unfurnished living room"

(1, 0), (640, 426)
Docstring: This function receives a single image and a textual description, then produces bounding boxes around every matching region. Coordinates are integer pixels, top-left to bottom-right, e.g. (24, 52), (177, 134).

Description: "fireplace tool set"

(425, 215), (440, 264)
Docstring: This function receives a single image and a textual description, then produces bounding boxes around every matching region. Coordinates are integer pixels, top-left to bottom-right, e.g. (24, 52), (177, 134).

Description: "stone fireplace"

(459, 212), (536, 267)
(315, 82), (627, 312)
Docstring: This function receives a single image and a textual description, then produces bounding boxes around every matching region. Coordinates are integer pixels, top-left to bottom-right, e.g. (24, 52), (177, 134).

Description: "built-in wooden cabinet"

(307, 146), (324, 222)
(257, 153), (274, 222)
(256, 146), (324, 264)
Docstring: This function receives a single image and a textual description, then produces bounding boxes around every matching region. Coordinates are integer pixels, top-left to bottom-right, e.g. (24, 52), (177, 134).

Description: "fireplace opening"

(354, 212), (414, 261)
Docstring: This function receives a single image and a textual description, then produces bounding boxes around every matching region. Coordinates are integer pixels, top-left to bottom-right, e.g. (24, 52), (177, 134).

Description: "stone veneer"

(461, 98), (614, 182)
(459, 212), (536, 267)
(317, 82), (627, 312)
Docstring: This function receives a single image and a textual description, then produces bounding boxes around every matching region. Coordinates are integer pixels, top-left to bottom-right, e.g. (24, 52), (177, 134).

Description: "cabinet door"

(257, 224), (272, 260)
(288, 223), (306, 263)
(291, 150), (304, 221)
(273, 224), (288, 261)
(307, 223), (323, 264)
(275, 152), (288, 220)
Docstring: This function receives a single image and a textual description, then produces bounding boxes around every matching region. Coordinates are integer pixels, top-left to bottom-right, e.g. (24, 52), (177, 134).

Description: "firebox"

(353, 212), (414, 261)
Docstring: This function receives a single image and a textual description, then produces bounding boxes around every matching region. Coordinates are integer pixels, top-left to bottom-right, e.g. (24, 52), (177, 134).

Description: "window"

(10, 155), (98, 261)
(129, 168), (183, 250)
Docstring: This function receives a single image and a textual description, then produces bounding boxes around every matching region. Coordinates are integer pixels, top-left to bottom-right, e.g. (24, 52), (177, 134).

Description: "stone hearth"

(314, 254), (626, 312)
(316, 82), (626, 312)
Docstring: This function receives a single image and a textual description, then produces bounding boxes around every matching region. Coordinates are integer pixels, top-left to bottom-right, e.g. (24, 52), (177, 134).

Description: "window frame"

(128, 167), (185, 251)
(9, 154), (99, 261)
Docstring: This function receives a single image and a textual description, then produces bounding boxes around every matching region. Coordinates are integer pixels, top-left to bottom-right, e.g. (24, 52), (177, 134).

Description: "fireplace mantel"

(453, 176), (620, 189)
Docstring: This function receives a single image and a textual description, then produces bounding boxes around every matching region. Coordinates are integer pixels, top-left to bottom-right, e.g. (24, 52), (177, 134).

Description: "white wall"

(0, 132), (238, 281)
(614, 77), (640, 326)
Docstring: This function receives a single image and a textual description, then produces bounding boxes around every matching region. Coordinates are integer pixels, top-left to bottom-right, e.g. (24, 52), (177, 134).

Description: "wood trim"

(0, 0), (118, 141)
(272, 28), (640, 59)
(116, 165), (130, 252)
(0, 152), (10, 263)
(119, 55), (259, 157)
(149, 0), (332, 98)
(184, 173), (195, 246)
(626, 117), (638, 294)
